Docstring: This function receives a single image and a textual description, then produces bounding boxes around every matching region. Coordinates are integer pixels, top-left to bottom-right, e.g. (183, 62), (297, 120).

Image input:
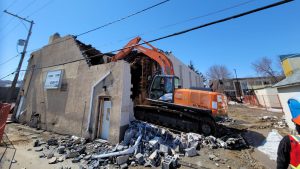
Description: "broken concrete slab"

(135, 153), (144, 165)
(34, 147), (43, 152)
(184, 147), (197, 157)
(66, 151), (80, 159)
(57, 156), (64, 162)
(159, 144), (170, 154)
(48, 157), (57, 164)
(116, 155), (129, 165)
(57, 146), (66, 154)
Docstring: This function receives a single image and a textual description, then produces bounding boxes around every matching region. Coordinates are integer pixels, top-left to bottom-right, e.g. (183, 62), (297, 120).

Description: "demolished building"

(15, 33), (204, 144)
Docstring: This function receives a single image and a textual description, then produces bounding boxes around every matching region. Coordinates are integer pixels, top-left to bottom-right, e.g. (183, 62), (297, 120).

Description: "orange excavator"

(109, 37), (227, 135)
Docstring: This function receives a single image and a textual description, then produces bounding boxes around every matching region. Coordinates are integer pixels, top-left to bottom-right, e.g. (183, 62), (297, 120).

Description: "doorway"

(96, 97), (111, 140)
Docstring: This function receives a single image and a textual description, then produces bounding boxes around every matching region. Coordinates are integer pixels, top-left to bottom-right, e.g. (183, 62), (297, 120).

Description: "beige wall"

(19, 35), (133, 144)
(166, 53), (204, 88)
(254, 87), (281, 108)
(277, 85), (300, 129)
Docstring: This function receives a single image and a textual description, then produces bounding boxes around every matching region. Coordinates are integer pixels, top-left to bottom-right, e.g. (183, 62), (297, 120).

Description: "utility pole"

(234, 69), (243, 102)
(4, 10), (34, 103)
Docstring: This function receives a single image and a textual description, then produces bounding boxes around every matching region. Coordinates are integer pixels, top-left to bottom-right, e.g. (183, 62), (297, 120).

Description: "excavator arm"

(109, 36), (174, 75)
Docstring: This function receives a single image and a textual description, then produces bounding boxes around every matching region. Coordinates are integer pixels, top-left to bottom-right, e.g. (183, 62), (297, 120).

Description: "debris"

(35, 147), (43, 152)
(160, 144), (170, 154)
(57, 156), (64, 162)
(184, 147), (197, 157)
(33, 140), (40, 147)
(29, 120), (249, 168)
(120, 163), (128, 169)
(209, 154), (220, 161)
(11, 159), (17, 163)
(66, 151), (80, 159)
(259, 116), (278, 121)
(57, 146), (66, 154)
(83, 154), (91, 160)
(135, 153), (144, 165)
(116, 155), (129, 165)
(149, 150), (158, 160)
(47, 152), (54, 159)
(47, 137), (58, 146)
(162, 155), (178, 169)
(48, 157), (57, 164)
(71, 157), (80, 163)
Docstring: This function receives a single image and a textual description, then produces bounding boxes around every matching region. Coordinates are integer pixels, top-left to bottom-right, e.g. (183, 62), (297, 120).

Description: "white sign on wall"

(44, 70), (63, 89)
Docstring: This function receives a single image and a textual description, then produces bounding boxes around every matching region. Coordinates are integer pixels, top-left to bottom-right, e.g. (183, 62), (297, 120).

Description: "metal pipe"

(92, 132), (142, 159)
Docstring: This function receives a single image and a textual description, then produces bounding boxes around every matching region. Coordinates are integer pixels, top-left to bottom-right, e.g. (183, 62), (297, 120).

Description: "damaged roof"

(273, 71), (300, 88)
(75, 38), (113, 66)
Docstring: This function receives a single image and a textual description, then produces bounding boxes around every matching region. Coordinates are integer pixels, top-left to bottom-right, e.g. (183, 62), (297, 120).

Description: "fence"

(0, 103), (11, 142)
(243, 94), (283, 110)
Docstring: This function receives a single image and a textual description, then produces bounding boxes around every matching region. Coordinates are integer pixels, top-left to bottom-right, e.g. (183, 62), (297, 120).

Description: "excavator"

(109, 37), (227, 135)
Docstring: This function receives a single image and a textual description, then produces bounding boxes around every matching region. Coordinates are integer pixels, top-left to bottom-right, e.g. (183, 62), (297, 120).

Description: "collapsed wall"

(17, 34), (134, 144)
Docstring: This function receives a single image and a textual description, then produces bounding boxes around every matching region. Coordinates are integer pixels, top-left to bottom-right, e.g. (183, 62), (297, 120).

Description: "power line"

(26, 0), (54, 17)
(76, 0), (170, 37)
(1, 0), (293, 80)
(26, 0), (171, 53)
(0, 0), (36, 31)
(0, 55), (19, 66)
(4, 0), (18, 10)
(0, 0), (18, 18)
(95, 0), (257, 49)
(0, 71), (15, 80)
(17, 0), (37, 15)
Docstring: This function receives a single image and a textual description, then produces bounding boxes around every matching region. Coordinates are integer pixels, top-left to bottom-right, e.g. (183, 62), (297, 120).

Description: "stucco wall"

(166, 53), (203, 88)
(277, 85), (300, 129)
(20, 35), (133, 144)
(254, 87), (281, 108)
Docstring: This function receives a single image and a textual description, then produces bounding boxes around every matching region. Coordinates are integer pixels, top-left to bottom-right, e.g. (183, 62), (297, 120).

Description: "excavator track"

(134, 99), (216, 136)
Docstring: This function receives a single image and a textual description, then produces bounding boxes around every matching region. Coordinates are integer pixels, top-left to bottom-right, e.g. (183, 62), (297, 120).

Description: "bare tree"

(206, 65), (231, 80)
(252, 56), (280, 82)
(188, 61), (207, 82)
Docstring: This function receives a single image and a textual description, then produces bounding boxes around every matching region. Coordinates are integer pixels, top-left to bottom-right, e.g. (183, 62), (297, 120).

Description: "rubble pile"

(31, 121), (248, 168)
(258, 116), (288, 129)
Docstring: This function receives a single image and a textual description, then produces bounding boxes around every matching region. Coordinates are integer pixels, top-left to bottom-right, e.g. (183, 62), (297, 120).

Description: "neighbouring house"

(15, 33), (204, 144)
(210, 76), (281, 101)
(0, 80), (22, 102)
(274, 54), (300, 129)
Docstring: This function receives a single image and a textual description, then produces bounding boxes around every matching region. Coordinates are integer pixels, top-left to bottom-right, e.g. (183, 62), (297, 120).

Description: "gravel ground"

(0, 104), (290, 169)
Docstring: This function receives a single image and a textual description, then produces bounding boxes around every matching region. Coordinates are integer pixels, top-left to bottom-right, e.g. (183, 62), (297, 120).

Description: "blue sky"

(0, 0), (299, 81)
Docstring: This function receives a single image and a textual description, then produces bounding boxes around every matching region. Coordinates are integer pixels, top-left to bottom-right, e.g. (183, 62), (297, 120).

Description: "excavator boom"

(110, 36), (174, 75)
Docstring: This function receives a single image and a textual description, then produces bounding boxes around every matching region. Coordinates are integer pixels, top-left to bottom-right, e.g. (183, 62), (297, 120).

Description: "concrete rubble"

(259, 115), (288, 128)
(30, 120), (248, 168)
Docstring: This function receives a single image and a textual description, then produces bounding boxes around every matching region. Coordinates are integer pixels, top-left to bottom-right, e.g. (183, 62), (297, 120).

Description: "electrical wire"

(76, 0), (170, 37)
(0, 0), (36, 31)
(25, 0), (54, 18)
(17, 0), (37, 15)
(17, 0), (294, 74)
(1, 0), (294, 80)
(0, 71), (16, 80)
(95, 0), (257, 49)
(4, 0), (18, 10)
(0, 55), (19, 66)
(26, 0), (171, 53)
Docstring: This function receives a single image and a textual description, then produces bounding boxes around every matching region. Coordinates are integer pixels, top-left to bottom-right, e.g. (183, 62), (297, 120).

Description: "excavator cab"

(149, 75), (181, 102)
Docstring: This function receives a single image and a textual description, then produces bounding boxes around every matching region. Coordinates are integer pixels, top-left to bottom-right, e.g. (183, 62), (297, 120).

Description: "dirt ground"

(0, 105), (290, 169)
